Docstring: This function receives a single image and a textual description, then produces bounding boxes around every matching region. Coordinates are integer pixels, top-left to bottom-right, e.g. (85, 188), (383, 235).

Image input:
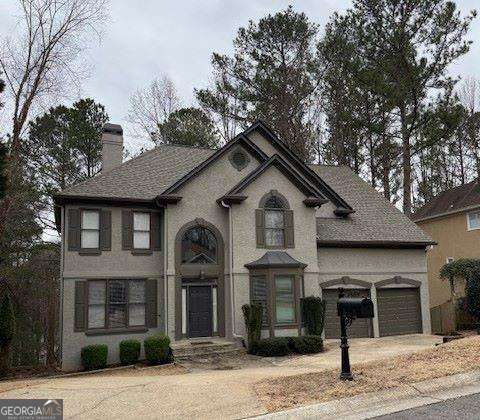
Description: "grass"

(254, 335), (480, 412)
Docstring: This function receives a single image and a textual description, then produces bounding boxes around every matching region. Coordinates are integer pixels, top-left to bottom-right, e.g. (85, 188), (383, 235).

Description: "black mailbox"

(337, 297), (374, 319)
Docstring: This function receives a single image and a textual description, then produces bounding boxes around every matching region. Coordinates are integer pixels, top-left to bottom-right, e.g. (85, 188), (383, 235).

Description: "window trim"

(273, 274), (296, 325)
(264, 208), (286, 249)
(86, 279), (147, 333)
(80, 208), (101, 255)
(133, 211), (151, 251)
(467, 211), (480, 231)
(249, 268), (302, 337)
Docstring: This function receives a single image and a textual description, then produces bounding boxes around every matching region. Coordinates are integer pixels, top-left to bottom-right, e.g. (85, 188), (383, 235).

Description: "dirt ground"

(0, 335), (443, 419)
(255, 335), (480, 412)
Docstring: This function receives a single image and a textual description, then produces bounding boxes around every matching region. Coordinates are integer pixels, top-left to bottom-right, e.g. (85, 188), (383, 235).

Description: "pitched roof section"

(412, 180), (480, 222)
(245, 251), (307, 269)
(56, 144), (215, 201)
(312, 165), (434, 247)
(221, 154), (326, 200)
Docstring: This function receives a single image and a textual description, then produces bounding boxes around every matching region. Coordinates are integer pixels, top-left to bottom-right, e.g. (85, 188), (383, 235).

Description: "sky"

(1, 0), (479, 154)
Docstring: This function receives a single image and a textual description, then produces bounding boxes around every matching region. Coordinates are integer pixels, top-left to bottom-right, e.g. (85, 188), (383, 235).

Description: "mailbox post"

(337, 288), (375, 381)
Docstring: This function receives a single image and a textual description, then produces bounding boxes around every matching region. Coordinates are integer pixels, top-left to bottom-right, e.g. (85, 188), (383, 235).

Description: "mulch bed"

(255, 335), (480, 412)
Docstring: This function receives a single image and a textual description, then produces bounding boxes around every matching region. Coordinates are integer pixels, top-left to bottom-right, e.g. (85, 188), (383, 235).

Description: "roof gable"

(244, 120), (354, 212)
(161, 134), (268, 195)
(222, 154), (325, 199)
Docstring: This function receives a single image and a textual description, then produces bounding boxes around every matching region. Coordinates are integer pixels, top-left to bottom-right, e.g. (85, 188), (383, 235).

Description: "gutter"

(163, 207), (168, 335)
(220, 200), (242, 339)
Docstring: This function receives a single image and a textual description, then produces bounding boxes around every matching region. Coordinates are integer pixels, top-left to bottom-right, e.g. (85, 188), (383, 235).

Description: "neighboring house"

(412, 181), (480, 332)
(54, 121), (434, 370)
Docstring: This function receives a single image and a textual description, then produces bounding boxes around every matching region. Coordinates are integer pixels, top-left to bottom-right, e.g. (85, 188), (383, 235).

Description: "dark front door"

(188, 285), (213, 338)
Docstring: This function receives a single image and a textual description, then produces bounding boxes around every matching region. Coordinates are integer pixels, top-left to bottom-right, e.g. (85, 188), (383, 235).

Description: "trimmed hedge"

(253, 335), (324, 357)
(144, 334), (171, 365)
(119, 339), (141, 365)
(253, 337), (291, 357)
(289, 335), (323, 354)
(301, 296), (326, 336)
(81, 344), (108, 370)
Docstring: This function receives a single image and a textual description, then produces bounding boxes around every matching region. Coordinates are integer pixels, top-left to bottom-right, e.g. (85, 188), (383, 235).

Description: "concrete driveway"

(0, 335), (441, 419)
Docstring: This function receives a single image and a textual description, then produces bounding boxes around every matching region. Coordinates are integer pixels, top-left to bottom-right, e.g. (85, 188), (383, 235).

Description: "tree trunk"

(400, 104), (412, 215)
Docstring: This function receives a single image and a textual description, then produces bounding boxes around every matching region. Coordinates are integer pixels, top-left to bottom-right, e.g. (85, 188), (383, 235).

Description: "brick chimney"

(101, 123), (123, 173)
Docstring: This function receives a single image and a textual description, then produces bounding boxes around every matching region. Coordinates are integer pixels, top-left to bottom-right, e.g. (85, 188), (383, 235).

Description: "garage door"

(323, 289), (373, 339)
(377, 288), (422, 337)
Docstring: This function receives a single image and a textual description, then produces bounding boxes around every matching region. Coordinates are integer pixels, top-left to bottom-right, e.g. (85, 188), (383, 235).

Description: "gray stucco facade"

(57, 121), (433, 370)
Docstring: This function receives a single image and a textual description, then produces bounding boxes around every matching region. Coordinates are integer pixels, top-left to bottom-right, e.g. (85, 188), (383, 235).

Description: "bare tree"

(1, 0), (107, 161)
(127, 76), (180, 144)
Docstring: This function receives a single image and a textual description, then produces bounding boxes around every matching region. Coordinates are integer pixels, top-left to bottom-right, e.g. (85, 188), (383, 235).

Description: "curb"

(251, 370), (480, 419)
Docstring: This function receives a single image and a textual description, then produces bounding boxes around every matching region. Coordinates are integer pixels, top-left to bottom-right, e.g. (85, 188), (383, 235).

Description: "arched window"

(256, 191), (294, 248)
(181, 226), (217, 264)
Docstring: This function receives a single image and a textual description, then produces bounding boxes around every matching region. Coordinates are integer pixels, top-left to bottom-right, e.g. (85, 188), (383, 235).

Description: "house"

(54, 121), (434, 370)
(412, 181), (480, 332)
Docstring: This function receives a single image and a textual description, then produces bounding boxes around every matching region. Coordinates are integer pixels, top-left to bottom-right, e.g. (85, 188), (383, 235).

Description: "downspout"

(59, 206), (65, 367)
(221, 200), (242, 339)
(163, 206), (168, 335)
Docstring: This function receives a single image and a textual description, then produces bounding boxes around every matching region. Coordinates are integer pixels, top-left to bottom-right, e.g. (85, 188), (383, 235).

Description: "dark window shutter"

(284, 210), (294, 248)
(100, 210), (111, 251)
(255, 209), (265, 247)
(122, 210), (133, 250)
(145, 278), (158, 328)
(150, 212), (162, 251)
(251, 275), (268, 325)
(68, 209), (81, 251)
(74, 280), (88, 332)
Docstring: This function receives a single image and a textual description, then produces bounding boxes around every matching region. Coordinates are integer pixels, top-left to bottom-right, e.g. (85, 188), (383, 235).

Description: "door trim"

(183, 282), (216, 338)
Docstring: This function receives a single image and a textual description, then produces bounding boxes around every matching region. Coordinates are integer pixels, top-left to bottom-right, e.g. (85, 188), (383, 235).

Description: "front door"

(188, 285), (213, 338)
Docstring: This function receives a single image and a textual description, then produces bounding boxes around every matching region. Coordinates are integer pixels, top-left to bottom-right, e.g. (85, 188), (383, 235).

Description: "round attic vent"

(229, 147), (250, 171)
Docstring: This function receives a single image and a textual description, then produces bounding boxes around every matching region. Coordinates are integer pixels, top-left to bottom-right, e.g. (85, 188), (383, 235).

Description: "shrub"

(253, 337), (291, 357)
(81, 344), (108, 370)
(466, 276), (480, 333)
(301, 296), (326, 336)
(0, 293), (16, 375)
(144, 334), (171, 365)
(288, 335), (324, 354)
(242, 303), (263, 353)
(119, 339), (141, 365)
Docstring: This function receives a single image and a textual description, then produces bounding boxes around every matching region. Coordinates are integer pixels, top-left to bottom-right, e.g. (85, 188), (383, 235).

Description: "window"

(134, 212), (150, 249)
(275, 275), (295, 324)
(264, 194), (286, 247)
(87, 280), (146, 329)
(467, 212), (480, 230)
(181, 226), (217, 264)
(251, 275), (268, 325)
(81, 210), (100, 249)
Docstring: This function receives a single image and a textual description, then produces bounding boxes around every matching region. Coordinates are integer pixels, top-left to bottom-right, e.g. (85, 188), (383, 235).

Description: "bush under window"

(119, 339), (141, 365)
(301, 296), (326, 335)
(81, 344), (108, 370)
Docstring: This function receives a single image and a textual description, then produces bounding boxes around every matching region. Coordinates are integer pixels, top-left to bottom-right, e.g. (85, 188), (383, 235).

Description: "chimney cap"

(103, 123), (123, 135)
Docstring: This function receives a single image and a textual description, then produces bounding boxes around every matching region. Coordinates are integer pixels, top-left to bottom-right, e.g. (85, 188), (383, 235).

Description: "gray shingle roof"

(311, 165), (434, 245)
(58, 144), (215, 200)
(245, 251), (307, 269)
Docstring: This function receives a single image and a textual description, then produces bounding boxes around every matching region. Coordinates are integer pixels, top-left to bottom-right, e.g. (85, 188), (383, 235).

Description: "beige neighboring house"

(412, 182), (480, 332)
(54, 121), (434, 370)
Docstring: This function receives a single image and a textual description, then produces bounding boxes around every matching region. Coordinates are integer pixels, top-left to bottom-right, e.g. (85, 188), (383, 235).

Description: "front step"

(172, 340), (245, 361)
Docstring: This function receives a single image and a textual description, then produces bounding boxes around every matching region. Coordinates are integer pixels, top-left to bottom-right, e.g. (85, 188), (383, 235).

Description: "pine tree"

(0, 292), (16, 375)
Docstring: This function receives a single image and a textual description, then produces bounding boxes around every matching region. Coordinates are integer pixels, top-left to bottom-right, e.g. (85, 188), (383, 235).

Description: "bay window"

(274, 275), (295, 324)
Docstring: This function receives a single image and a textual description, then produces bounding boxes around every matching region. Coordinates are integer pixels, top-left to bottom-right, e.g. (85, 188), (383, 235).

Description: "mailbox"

(337, 297), (374, 319)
